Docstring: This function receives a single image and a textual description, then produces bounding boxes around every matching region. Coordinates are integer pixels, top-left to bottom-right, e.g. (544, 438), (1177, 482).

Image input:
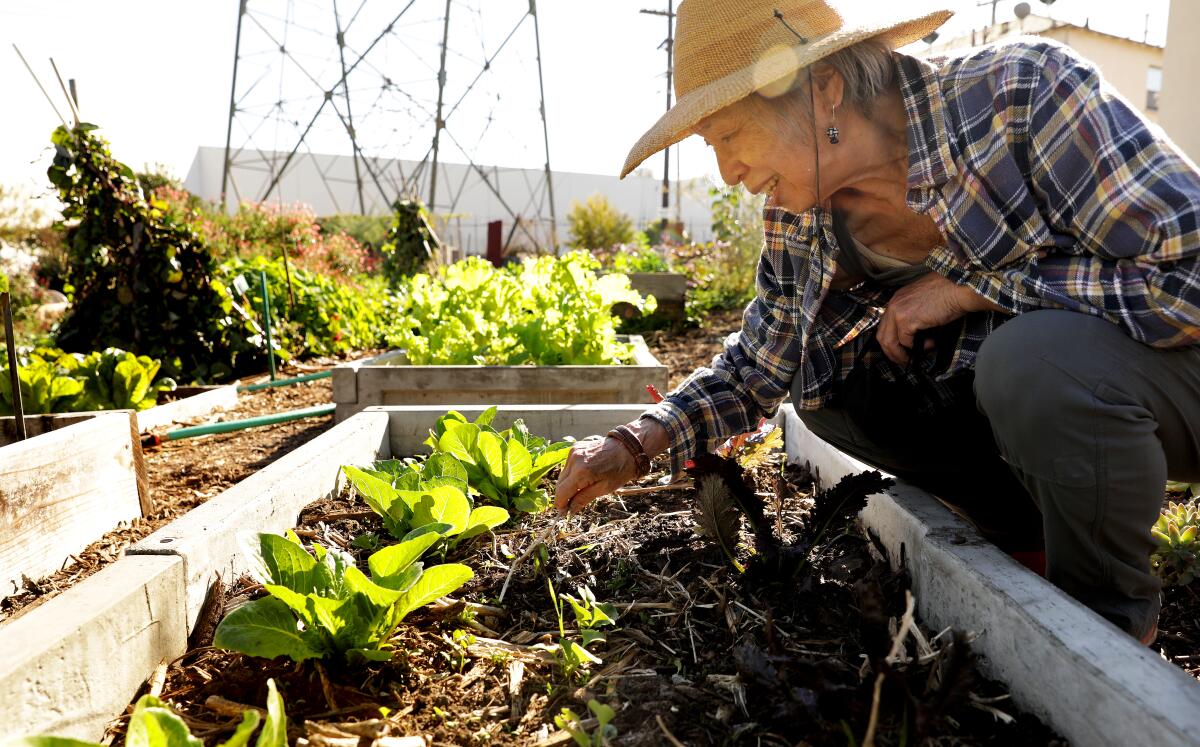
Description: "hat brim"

(620, 9), (953, 178)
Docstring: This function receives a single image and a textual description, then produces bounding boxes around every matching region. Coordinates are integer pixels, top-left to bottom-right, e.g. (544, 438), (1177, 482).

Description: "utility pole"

(640, 2), (675, 229)
(221, 0), (247, 212)
(428, 0), (452, 211)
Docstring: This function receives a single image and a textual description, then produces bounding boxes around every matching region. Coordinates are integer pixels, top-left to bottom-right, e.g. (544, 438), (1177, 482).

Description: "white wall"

(184, 147), (714, 253)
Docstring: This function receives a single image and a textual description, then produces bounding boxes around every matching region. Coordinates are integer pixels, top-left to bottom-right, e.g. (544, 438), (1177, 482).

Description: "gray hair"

(742, 38), (896, 140)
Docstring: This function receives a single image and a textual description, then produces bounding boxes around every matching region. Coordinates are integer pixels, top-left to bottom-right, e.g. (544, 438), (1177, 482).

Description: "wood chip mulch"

(108, 455), (1064, 746)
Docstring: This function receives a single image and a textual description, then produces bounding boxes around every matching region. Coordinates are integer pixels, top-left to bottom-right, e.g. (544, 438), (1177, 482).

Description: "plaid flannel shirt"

(644, 38), (1200, 475)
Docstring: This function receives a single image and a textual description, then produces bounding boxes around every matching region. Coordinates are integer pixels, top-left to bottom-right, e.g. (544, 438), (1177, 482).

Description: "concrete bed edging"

(0, 405), (648, 739)
(782, 409), (1200, 746)
(0, 554), (188, 739)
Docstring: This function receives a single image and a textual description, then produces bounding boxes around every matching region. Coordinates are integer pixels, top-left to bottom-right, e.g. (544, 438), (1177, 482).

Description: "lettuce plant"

(72, 348), (177, 411)
(2, 678), (286, 747)
(342, 454), (510, 545)
(214, 530), (472, 663)
(425, 407), (571, 513)
(0, 347), (175, 415)
(388, 252), (653, 366)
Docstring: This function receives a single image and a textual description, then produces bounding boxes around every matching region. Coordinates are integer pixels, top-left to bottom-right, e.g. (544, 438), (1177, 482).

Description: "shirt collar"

(895, 53), (958, 196)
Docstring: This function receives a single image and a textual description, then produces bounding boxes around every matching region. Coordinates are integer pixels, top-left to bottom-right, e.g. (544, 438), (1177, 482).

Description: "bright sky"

(0, 0), (1172, 209)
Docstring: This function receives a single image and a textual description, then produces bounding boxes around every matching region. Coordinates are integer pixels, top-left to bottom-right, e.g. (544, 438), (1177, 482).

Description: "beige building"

(919, 15), (1165, 126)
(1160, 1), (1200, 166)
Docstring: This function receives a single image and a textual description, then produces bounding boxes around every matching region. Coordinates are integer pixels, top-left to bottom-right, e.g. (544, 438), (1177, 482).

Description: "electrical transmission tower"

(219, 0), (558, 253)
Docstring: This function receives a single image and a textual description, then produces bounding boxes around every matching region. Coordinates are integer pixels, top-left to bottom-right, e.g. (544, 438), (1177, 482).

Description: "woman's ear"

(813, 66), (845, 114)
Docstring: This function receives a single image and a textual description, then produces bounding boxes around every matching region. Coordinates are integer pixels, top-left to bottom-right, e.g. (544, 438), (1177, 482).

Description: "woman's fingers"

(554, 435), (636, 515)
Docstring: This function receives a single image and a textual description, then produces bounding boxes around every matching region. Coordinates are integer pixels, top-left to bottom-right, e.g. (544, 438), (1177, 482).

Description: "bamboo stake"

(11, 45), (67, 127)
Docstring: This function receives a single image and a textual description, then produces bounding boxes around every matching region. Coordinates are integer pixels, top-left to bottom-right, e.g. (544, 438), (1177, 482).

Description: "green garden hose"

(142, 402), (335, 447)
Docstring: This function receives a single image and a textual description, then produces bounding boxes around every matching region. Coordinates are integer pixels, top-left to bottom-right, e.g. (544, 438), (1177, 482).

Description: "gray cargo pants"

(795, 310), (1200, 639)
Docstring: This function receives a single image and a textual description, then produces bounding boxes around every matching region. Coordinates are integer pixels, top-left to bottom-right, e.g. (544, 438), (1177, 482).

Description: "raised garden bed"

(0, 411), (150, 600)
(626, 271), (687, 322)
(331, 336), (667, 421)
(7, 403), (1196, 744)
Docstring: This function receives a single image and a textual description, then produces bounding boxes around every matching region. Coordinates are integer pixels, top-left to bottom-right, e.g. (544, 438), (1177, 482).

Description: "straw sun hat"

(620, 0), (953, 178)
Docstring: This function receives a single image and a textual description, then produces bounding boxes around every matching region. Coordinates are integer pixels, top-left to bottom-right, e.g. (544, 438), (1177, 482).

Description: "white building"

(183, 147), (714, 254)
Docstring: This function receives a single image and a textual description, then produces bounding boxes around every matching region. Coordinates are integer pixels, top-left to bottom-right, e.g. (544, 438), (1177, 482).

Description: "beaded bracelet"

(606, 424), (652, 477)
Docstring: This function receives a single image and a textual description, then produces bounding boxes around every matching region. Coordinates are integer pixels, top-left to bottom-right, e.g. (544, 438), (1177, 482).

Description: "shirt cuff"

(925, 245), (1041, 315)
(641, 398), (696, 481)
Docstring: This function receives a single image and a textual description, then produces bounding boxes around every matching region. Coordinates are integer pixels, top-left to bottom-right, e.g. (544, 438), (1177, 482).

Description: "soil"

(640, 308), (742, 389)
(114, 454), (1063, 746)
(0, 360), (353, 625)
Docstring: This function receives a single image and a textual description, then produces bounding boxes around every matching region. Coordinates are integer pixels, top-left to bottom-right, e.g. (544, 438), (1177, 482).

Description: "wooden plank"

(0, 555), (188, 740)
(126, 410), (153, 515)
(0, 412), (143, 596)
(627, 272), (687, 302)
(0, 413), (96, 445)
(136, 384), (239, 432)
(383, 404), (649, 456)
(333, 336), (666, 422)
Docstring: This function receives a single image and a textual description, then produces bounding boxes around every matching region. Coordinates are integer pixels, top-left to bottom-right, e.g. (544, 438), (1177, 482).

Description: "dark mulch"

(647, 310), (1200, 684)
(0, 355), (376, 625)
(111, 451), (1063, 746)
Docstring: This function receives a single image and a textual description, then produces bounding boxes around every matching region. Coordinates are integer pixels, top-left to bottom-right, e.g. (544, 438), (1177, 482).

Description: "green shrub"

(380, 199), (439, 286)
(218, 255), (389, 360)
(184, 196), (378, 281)
(318, 213), (392, 250)
(567, 194), (635, 250)
(47, 124), (244, 381)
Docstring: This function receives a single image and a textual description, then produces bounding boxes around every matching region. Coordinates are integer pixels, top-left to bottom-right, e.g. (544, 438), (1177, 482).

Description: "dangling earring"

(826, 103), (840, 145)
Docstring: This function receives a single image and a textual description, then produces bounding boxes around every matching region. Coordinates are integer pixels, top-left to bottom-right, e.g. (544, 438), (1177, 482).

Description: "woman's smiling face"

(694, 97), (820, 212)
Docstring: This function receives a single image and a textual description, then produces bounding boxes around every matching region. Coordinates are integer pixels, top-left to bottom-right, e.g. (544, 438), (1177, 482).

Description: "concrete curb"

(332, 336), (668, 422)
(136, 384), (239, 433)
(782, 409), (1200, 746)
(0, 555), (188, 739)
(129, 411), (392, 630)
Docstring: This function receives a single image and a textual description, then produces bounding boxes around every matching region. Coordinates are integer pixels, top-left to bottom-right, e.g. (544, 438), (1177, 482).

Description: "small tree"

(567, 194), (635, 250)
(48, 123), (244, 380)
(380, 199), (439, 286)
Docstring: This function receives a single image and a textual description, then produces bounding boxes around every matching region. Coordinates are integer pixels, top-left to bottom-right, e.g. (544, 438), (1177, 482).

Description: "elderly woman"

(556, 0), (1200, 644)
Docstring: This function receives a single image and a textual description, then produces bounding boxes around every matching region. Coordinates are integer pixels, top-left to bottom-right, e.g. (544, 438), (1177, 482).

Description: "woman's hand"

(555, 418), (669, 515)
(876, 273), (1001, 365)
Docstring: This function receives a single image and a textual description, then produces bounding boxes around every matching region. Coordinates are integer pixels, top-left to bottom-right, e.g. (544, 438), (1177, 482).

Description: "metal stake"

(2, 292), (27, 440)
(259, 270), (276, 381)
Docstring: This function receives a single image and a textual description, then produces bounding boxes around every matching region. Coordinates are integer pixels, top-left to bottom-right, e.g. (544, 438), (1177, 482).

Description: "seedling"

(214, 530), (472, 663)
(1152, 499), (1200, 586)
(343, 455), (510, 548)
(562, 585), (618, 648)
(537, 579), (614, 681)
(4, 678), (287, 747)
(555, 699), (618, 747)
